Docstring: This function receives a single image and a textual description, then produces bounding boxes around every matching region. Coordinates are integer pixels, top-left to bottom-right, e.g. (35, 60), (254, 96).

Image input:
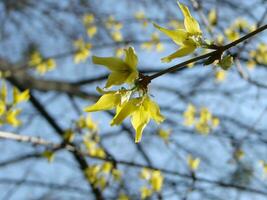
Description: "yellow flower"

(215, 70), (226, 82)
(0, 100), (5, 116)
(140, 168), (151, 180)
(225, 28), (240, 42)
(150, 171), (164, 192)
(153, 2), (202, 62)
(101, 162), (113, 174)
(111, 30), (123, 42)
(158, 128), (171, 142)
(115, 47), (124, 57)
(92, 47), (139, 88)
(73, 38), (92, 63)
(6, 109), (21, 127)
(208, 9), (217, 26)
(87, 26), (98, 38)
(212, 117), (220, 128)
(141, 33), (164, 52)
(111, 169), (122, 181)
(13, 88), (30, 105)
(1, 81), (7, 103)
(140, 186), (152, 199)
(134, 11), (148, 27)
(83, 14), (95, 25)
(84, 139), (106, 158)
(29, 52), (56, 74)
(76, 114), (98, 132)
(183, 104), (196, 126)
(187, 154), (200, 171)
(84, 88), (131, 113)
(111, 95), (164, 143)
(105, 15), (123, 30)
(29, 52), (42, 66)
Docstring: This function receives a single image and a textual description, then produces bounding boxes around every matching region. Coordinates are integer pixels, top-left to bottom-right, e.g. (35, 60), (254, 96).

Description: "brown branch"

(147, 24), (267, 81)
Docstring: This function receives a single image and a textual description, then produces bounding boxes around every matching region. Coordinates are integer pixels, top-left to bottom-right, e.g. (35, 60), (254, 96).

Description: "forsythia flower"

(158, 128), (171, 143)
(29, 51), (56, 75)
(6, 109), (21, 127)
(13, 88), (30, 105)
(84, 162), (121, 189)
(92, 47), (139, 88)
(153, 2), (202, 62)
(85, 46), (164, 143)
(140, 169), (164, 198)
(249, 43), (267, 65)
(141, 33), (164, 52)
(105, 15), (124, 42)
(134, 11), (148, 27)
(208, 9), (217, 26)
(85, 88), (131, 112)
(73, 38), (92, 63)
(183, 104), (219, 135)
(76, 114), (98, 132)
(183, 104), (196, 126)
(0, 82), (29, 127)
(215, 70), (227, 82)
(187, 154), (200, 171)
(83, 14), (98, 38)
(110, 95), (164, 143)
(140, 186), (152, 199)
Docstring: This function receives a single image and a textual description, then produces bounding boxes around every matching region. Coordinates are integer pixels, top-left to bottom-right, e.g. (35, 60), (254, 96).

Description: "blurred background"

(0, 0), (267, 199)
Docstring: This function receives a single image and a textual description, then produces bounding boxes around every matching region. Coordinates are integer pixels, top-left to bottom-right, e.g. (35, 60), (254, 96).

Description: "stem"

(148, 24), (267, 81)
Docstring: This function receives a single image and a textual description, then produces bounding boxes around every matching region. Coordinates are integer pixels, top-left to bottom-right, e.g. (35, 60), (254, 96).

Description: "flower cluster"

(139, 168), (164, 199)
(84, 47), (164, 143)
(84, 162), (121, 189)
(73, 38), (92, 64)
(183, 104), (219, 135)
(28, 51), (56, 75)
(153, 2), (202, 62)
(0, 81), (29, 127)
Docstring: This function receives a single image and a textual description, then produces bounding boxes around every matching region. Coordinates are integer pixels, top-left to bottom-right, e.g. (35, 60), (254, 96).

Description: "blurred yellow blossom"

(29, 51), (56, 75)
(83, 14), (98, 38)
(158, 128), (171, 143)
(141, 33), (164, 52)
(215, 70), (227, 82)
(134, 11), (148, 27)
(183, 104), (196, 126)
(140, 168), (164, 197)
(187, 154), (200, 171)
(73, 38), (92, 63)
(183, 104), (219, 135)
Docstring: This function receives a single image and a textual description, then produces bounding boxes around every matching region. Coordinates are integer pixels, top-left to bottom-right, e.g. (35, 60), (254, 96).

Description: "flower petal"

(144, 97), (165, 124)
(161, 45), (196, 63)
(84, 93), (120, 112)
(178, 2), (202, 35)
(92, 56), (127, 71)
(105, 71), (129, 88)
(110, 98), (141, 126)
(131, 107), (150, 143)
(153, 23), (187, 46)
(124, 47), (138, 70)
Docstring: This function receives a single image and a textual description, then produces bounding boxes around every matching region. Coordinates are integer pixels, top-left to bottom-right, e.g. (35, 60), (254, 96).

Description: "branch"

(148, 24), (267, 81)
(0, 131), (57, 147)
